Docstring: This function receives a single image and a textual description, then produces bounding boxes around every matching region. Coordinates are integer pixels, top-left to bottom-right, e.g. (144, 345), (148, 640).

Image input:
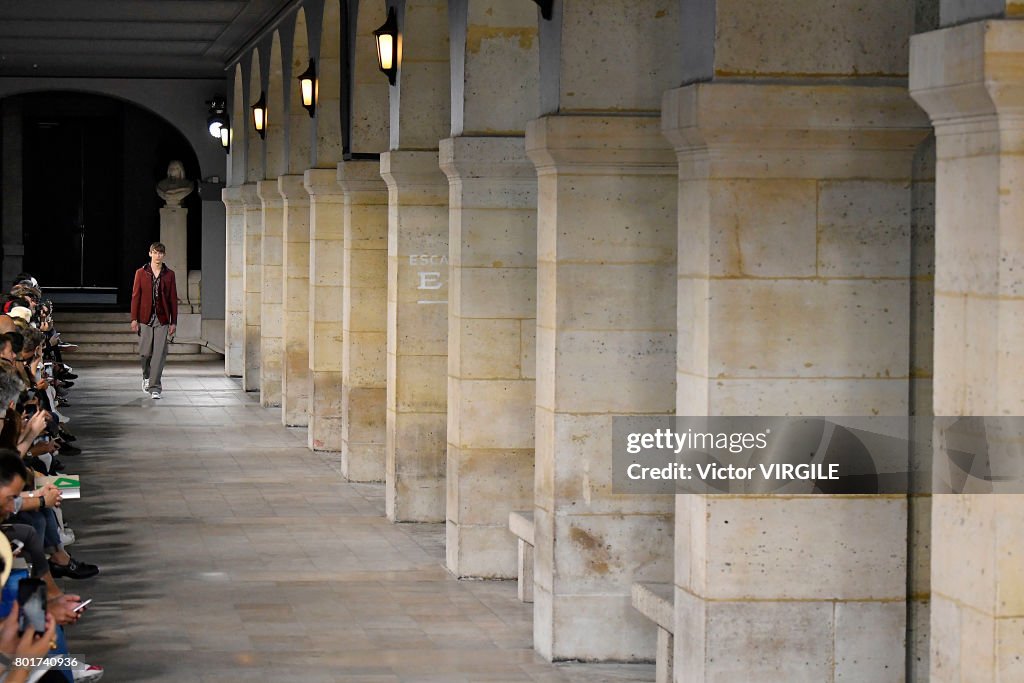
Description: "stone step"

(68, 341), (201, 355)
(48, 311), (222, 361)
(57, 331), (147, 343)
(70, 352), (216, 362)
(54, 312), (131, 323)
(53, 321), (135, 334)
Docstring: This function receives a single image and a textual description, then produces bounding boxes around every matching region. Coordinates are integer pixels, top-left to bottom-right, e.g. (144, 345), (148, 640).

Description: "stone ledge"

(304, 168), (346, 197)
(631, 582), (673, 633)
(277, 174), (309, 202)
(508, 509), (534, 545)
(661, 82), (929, 180)
(256, 179), (283, 206)
(337, 158), (389, 196)
(221, 185), (244, 206)
(439, 136), (534, 180)
(525, 114), (675, 175)
(910, 20), (1024, 123)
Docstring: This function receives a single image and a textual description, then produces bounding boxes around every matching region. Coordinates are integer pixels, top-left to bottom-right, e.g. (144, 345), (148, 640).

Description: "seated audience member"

(0, 602), (60, 683)
(0, 356), (94, 580)
(0, 451), (82, 623)
(0, 279), (101, 681)
(0, 529), (66, 683)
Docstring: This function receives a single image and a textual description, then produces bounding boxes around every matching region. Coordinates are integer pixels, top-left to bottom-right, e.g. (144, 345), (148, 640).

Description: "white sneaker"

(72, 663), (104, 682)
(60, 527), (75, 546)
(142, 378), (149, 392)
(150, 390), (162, 400)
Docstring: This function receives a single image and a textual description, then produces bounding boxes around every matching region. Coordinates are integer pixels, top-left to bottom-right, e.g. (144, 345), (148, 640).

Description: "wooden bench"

(508, 510), (534, 603)
(631, 582), (674, 683)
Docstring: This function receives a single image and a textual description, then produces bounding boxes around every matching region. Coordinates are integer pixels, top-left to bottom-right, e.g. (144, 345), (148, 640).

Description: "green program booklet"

(36, 475), (81, 500)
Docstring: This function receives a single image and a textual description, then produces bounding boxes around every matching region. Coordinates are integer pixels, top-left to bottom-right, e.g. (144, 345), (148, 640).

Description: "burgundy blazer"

(130, 263), (177, 326)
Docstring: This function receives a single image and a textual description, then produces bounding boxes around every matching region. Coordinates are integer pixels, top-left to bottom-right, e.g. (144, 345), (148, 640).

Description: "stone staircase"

(54, 311), (218, 362)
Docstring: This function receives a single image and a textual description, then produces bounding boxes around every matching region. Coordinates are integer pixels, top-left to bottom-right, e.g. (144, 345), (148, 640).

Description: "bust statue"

(156, 160), (194, 206)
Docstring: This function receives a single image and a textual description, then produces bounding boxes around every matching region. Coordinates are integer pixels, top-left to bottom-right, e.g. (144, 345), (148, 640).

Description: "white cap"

(8, 306), (31, 323)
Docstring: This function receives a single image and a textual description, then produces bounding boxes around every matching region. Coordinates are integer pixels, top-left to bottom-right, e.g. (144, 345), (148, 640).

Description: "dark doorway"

(16, 91), (201, 308)
(24, 106), (121, 289)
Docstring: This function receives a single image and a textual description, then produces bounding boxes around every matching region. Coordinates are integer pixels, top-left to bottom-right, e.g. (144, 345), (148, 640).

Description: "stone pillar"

(338, 160), (388, 482)
(526, 115), (678, 661)
(159, 207), (189, 303)
(379, 151), (449, 522)
(440, 0), (539, 579)
(222, 186), (245, 376)
(160, 204), (201, 340)
(662, 82), (928, 682)
(257, 180), (284, 407)
(278, 175), (311, 426)
(910, 19), (1024, 682)
(240, 183), (262, 392)
(303, 169), (345, 452)
(440, 137), (536, 578)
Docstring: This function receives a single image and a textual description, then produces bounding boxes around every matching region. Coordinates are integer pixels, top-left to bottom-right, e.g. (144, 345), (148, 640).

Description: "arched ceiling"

(0, 0), (293, 78)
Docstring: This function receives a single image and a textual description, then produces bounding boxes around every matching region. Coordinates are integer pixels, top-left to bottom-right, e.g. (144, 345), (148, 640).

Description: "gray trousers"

(139, 321), (169, 392)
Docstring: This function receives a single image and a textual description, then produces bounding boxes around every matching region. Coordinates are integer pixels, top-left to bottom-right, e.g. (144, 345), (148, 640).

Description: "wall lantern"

(373, 7), (399, 86)
(220, 125), (230, 154)
(532, 0), (553, 20)
(206, 96), (228, 138)
(251, 91), (267, 139)
(297, 59), (317, 117)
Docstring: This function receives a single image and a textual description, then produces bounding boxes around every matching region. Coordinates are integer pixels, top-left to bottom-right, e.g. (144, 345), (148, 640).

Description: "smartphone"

(72, 598), (92, 613)
(17, 578), (46, 635)
(9, 539), (23, 556)
(23, 404), (37, 417)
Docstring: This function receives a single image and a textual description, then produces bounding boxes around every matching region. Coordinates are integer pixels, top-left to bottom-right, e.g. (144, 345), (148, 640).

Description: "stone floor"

(60, 360), (655, 682)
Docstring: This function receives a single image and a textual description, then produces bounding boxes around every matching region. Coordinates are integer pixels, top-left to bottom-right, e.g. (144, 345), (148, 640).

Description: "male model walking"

(130, 242), (177, 399)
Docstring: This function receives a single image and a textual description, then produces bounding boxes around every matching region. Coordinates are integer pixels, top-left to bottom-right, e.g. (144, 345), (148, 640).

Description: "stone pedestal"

(240, 183), (262, 392)
(910, 19), (1024, 682)
(222, 186), (245, 376)
(257, 180), (284, 407)
(338, 160), (388, 482)
(278, 175), (311, 427)
(525, 115), (677, 661)
(304, 169), (345, 452)
(440, 136), (536, 579)
(379, 150), (449, 522)
(159, 206), (189, 303)
(175, 312), (201, 340)
(663, 82), (929, 682)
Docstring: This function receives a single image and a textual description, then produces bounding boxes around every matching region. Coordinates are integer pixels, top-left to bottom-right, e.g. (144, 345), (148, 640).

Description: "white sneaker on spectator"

(54, 410), (70, 424)
(72, 663), (104, 682)
(60, 527), (75, 546)
(142, 378), (149, 392)
(150, 390), (162, 400)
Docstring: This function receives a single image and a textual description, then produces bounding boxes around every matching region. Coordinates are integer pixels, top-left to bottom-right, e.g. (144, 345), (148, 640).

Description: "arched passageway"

(0, 90), (201, 307)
